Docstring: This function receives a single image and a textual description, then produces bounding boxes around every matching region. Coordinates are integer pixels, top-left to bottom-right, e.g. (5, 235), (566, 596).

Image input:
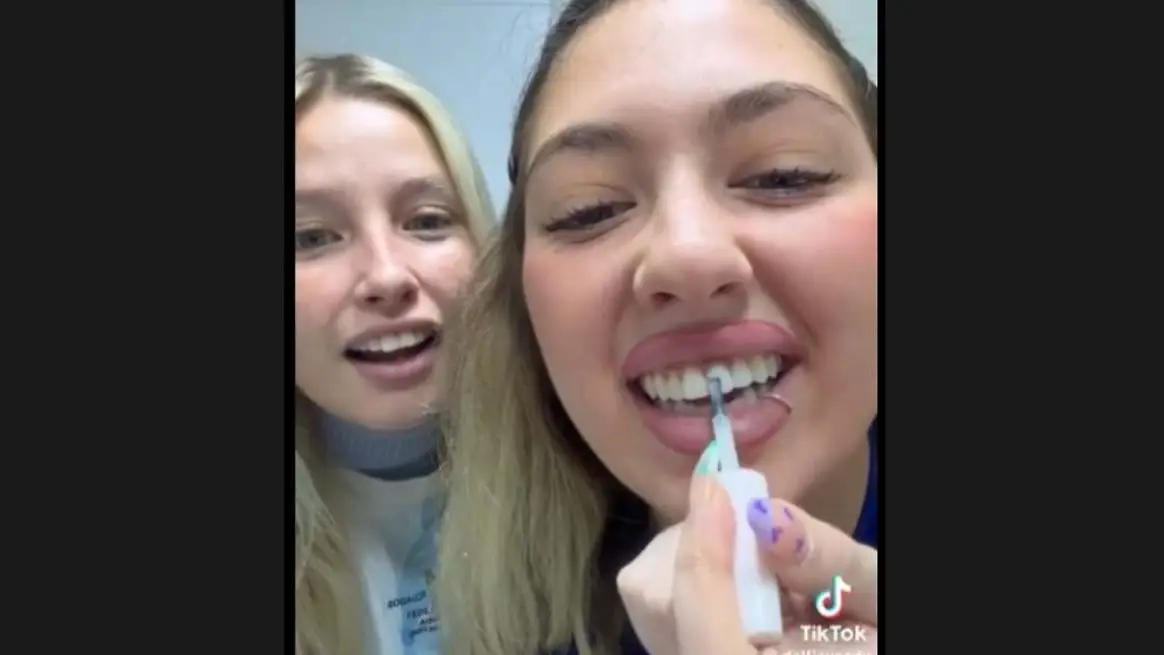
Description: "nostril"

(711, 282), (737, 297)
(650, 291), (678, 307)
(364, 287), (417, 307)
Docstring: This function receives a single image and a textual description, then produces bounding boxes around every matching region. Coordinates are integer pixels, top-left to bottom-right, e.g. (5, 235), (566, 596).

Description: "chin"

(623, 469), (695, 527)
(652, 491), (693, 527)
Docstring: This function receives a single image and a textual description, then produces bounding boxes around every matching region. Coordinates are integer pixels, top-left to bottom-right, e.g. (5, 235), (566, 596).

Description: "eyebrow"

(294, 175), (454, 207)
(394, 176), (456, 203)
(524, 81), (852, 181)
(706, 81), (851, 133)
(525, 123), (637, 183)
(294, 188), (331, 206)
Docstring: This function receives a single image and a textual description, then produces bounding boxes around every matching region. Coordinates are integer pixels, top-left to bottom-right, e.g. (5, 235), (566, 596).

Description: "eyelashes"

(293, 209), (459, 257)
(542, 166), (840, 234)
(294, 227), (342, 252)
(734, 167), (840, 192)
(544, 201), (634, 233)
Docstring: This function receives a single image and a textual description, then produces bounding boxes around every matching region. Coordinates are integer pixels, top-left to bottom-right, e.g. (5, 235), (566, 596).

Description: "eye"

(545, 201), (635, 233)
(734, 167), (840, 196)
(294, 227), (342, 252)
(403, 211), (456, 238)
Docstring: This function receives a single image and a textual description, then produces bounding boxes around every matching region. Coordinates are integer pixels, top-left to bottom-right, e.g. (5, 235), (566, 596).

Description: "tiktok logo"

(813, 575), (852, 619)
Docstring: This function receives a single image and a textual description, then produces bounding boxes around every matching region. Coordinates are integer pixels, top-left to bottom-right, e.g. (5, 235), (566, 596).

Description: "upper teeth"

(638, 355), (781, 402)
(352, 330), (429, 354)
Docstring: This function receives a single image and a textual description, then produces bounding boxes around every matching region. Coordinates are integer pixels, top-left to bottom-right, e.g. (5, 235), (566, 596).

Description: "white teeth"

(636, 353), (786, 403)
(643, 375), (658, 399)
(748, 355), (768, 382)
(681, 368), (709, 400)
(765, 354), (780, 378)
(730, 359), (754, 388)
(706, 364), (733, 394)
(352, 330), (430, 355)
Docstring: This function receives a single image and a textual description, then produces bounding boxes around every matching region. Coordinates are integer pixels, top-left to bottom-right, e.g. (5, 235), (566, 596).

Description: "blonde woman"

(437, 1), (877, 654)
(294, 54), (493, 655)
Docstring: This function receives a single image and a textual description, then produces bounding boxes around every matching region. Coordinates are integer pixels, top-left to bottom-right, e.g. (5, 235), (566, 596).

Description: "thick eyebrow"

(524, 81), (852, 181)
(525, 123), (637, 183)
(705, 81), (852, 134)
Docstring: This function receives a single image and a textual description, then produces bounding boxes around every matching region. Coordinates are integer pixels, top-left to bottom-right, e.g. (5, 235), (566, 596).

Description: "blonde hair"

(436, 219), (615, 654)
(433, 78), (627, 649)
(294, 53), (494, 655)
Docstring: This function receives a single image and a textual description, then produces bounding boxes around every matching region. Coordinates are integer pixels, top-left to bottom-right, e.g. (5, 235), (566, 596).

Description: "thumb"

(672, 476), (754, 655)
(748, 499), (878, 625)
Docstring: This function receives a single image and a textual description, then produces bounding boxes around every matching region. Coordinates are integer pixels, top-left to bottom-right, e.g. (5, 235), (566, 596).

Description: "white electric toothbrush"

(706, 376), (784, 646)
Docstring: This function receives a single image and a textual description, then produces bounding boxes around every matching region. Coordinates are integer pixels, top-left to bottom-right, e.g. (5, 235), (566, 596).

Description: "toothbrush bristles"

(708, 378), (726, 415)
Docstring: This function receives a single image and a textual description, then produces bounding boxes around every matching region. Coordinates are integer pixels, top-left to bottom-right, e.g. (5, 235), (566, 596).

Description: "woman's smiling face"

(295, 96), (475, 430)
(520, 0), (877, 522)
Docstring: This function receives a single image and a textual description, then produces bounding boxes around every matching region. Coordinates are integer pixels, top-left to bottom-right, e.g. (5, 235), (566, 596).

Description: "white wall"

(296, 0), (875, 209)
(814, 0), (877, 82)
(296, 0), (551, 208)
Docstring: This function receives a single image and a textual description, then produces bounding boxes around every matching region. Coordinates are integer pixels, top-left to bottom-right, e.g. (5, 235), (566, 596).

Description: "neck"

(801, 436), (870, 535)
(317, 411), (440, 481)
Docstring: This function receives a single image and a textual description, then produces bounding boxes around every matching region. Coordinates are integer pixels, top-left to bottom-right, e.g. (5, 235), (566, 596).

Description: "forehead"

(295, 95), (445, 191)
(530, 0), (850, 147)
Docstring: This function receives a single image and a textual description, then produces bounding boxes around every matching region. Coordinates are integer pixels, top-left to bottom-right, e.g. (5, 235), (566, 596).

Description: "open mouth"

(344, 329), (440, 364)
(627, 353), (795, 414)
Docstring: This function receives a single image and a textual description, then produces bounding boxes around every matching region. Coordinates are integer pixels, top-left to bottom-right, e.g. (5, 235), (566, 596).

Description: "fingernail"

(747, 497), (783, 547)
(775, 532), (812, 566)
(765, 503), (811, 566)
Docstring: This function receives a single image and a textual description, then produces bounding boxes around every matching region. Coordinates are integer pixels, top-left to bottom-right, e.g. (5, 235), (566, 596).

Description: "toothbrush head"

(706, 376), (740, 470)
(708, 377), (726, 417)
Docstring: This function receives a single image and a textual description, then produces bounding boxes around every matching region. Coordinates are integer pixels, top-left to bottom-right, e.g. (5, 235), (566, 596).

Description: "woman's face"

(521, 0), (877, 522)
(295, 95), (474, 429)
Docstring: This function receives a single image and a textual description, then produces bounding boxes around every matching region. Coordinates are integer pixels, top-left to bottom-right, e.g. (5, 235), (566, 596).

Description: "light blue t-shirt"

(336, 467), (444, 655)
(319, 411), (444, 654)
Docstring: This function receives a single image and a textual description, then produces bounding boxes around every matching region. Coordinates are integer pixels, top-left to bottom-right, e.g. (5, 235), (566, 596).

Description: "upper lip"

(620, 320), (800, 380)
(344, 319), (439, 351)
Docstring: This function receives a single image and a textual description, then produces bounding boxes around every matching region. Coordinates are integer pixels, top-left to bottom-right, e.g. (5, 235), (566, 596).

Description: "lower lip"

(348, 341), (438, 390)
(633, 377), (794, 457)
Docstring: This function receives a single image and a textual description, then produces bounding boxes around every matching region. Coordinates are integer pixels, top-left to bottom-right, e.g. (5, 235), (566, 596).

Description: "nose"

(353, 240), (418, 314)
(632, 203), (752, 312)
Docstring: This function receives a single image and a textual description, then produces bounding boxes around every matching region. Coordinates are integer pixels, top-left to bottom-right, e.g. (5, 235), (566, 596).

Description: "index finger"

(757, 501), (878, 625)
(672, 477), (755, 655)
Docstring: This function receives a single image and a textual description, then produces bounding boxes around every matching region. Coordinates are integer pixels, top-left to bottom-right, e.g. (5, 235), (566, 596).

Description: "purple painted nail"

(795, 536), (806, 554)
(748, 498), (781, 546)
(783, 506), (795, 522)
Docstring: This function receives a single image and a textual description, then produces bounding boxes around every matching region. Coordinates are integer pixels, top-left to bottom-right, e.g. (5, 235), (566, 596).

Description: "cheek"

(294, 268), (344, 344)
(416, 238), (476, 309)
(522, 248), (610, 381)
(753, 193), (877, 335)
(294, 268), (347, 387)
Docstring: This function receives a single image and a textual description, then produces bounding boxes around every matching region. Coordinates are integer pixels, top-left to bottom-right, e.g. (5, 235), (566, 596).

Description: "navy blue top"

(552, 423), (880, 655)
